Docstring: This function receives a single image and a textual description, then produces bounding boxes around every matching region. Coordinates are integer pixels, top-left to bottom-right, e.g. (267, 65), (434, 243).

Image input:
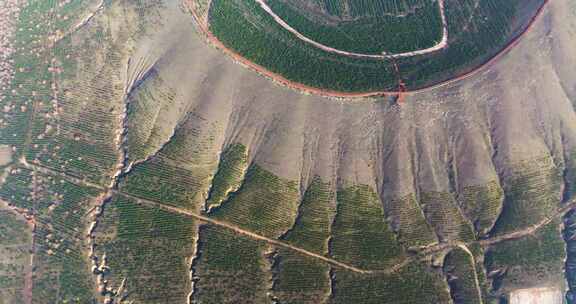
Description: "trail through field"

(186, 0), (551, 98)
(254, 0), (448, 59)
(16, 158), (576, 275)
(457, 244), (485, 304)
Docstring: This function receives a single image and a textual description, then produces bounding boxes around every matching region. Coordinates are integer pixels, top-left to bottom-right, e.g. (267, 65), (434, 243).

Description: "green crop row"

(95, 195), (197, 303)
(443, 248), (483, 304)
(208, 0), (545, 92)
(282, 177), (335, 254)
(491, 156), (563, 236)
(419, 191), (476, 242)
(273, 249), (330, 304)
(385, 193), (437, 248)
(332, 261), (451, 303)
(266, 0), (442, 54)
(459, 181), (504, 237)
(484, 220), (565, 293)
(193, 225), (269, 304)
(205, 144), (249, 211)
(331, 185), (404, 270)
(210, 165), (300, 238)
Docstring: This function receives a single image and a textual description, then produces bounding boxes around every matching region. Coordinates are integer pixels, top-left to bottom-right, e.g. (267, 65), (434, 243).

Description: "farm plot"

(94, 195), (198, 303)
(443, 247), (483, 304)
(13, 0), (122, 185)
(490, 156), (563, 236)
(0, 167), (102, 303)
(331, 261), (452, 304)
(330, 185), (404, 270)
(209, 165), (300, 238)
(205, 144), (249, 211)
(206, 0), (546, 92)
(119, 112), (222, 211)
(458, 180), (504, 237)
(272, 249), (331, 304)
(192, 225), (270, 304)
(271, 177), (334, 303)
(484, 220), (566, 296)
(0, 0), (93, 155)
(208, 0), (398, 92)
(563, 210), (576, 301)
(281, 177), (335, 254)
(384, 193), (437, 248)
(124, 71), (180, 165)
(31, 175), (100, 303)
(0, 210), (31, 304)
(419, 191), (476, 242)
(264, 0), (443, 55)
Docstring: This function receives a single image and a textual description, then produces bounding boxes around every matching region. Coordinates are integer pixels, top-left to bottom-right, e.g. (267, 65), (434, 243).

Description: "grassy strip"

(210, 165), (300, 238)
(331, 185), (404, 269)
(266, 0), (442, 54)
(95, 195), (197, 303)
(193, 225), (269, 303)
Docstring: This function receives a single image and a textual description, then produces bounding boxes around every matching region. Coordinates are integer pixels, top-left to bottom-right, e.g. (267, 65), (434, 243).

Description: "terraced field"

(201, 0), (547, 93)
(0, 0), (574, 303)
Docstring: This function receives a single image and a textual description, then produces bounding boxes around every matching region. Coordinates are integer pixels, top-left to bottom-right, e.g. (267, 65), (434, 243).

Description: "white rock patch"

(509, 287), (563, 304)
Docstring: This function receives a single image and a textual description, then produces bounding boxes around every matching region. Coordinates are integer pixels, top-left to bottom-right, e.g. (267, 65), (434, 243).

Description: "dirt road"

(254, 0), (448, 59)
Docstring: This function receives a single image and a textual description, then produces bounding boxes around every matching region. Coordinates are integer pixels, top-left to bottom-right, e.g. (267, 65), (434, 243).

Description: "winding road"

(255, 0), (448, 59)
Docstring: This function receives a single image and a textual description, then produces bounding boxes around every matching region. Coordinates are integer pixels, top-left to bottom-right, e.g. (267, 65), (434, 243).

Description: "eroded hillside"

(0, 0), (575, 303)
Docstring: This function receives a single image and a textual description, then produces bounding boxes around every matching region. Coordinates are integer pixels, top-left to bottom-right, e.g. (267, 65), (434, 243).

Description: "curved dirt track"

(254, 0), (448, 59)
(185, 0), (552, 99)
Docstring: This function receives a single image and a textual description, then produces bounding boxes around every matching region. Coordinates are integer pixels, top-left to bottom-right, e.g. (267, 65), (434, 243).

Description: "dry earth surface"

(0, 0), (575, 302)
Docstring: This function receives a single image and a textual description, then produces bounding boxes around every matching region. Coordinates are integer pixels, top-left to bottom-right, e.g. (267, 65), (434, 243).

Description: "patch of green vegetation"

(564, 210), (576, 300)
(30, 173), (101, 303)
(420, 191), (476, 242)
(332, 261), (451, 304)
(273, 249), (330, 304)
(210, 165), (300, 238)
(385, 193), (437, 248)
(208, 0), (545, 91)
(331, 185), (403, 270)
(125, 71), (179, 164)
(459, 181), (504, 236)
(209, 0), (397, 92)
(282, 177), (335, 254)
(121, 111), (222, 209)
(0, 167), (34, 210)
(443, 248), (482, 304)
(95, 195), (197, 303)
(0, 211), (30, 304)
(119, 158), (206, 209)
(193, 225), (269, 304)
(491, 156), (563, 236)
(267, 0), (442, 54)
(484, 220), (565, 294)
(205, 144), (248, 211)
